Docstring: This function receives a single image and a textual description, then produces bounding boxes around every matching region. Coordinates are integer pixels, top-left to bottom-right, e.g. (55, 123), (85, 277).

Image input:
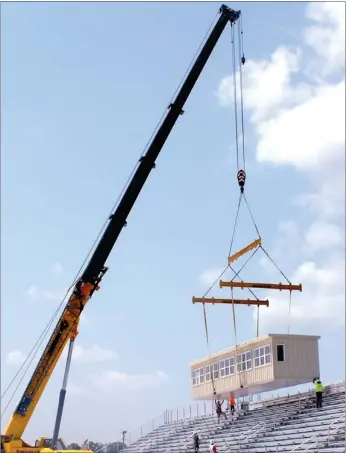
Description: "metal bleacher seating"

(124, 382), (345, 453)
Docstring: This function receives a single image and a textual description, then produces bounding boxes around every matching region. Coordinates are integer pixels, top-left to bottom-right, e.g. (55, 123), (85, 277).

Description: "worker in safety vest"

(313, 377), (323, 409)
(229, 394), (236, 415)
(209, 440), (217, 453)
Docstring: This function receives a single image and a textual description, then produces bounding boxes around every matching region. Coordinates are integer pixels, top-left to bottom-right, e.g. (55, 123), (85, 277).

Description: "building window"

(254, 345), (271, 368)
(277, 344), (285, 362)
(220, 357), (235, 377)
(237, 351), (252, 372)
(192, 367), (204, 386)
(205, 362), (219, 382)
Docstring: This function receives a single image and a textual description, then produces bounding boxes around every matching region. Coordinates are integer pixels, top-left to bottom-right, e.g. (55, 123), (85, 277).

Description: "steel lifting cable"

(200, 266), (229, 398)
(260, 246), (293, 333)
(202, 304), (217, 398)
(231, 22), (240, 172)
(237, 13), (246, 172)
(230, 287), (243, 388)
(228, 18), (264, 341)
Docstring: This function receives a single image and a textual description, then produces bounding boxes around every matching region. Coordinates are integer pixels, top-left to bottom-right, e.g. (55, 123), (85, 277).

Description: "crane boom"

(3, 4), (240, 446)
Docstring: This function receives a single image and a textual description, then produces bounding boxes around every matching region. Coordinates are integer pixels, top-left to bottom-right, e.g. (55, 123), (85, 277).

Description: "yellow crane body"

(2, 282), (97, 453)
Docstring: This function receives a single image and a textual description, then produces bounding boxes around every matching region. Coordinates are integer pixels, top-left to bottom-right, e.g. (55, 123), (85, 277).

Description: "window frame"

(254, 344), (271, 368)
(237, 350), (252, 372)
(192, 367), (205, 386)
(205, 362), (219, 382)
(219, 357), (235, 378)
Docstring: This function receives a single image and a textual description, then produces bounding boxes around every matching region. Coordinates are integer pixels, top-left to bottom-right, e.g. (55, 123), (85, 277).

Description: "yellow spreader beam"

(192, 297), (269, 307)
(228, 238), (262, 264)
(219, 281), (302, 291)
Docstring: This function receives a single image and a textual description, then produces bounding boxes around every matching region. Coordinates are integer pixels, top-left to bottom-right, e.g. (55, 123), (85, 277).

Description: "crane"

(1, 5), (241, 453)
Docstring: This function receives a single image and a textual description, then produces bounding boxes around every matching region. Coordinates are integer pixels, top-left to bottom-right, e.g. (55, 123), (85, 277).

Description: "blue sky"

(1, 1), (345, 446)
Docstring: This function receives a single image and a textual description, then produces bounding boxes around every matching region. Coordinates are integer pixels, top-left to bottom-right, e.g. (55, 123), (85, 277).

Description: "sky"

(1, 0), (345, 446)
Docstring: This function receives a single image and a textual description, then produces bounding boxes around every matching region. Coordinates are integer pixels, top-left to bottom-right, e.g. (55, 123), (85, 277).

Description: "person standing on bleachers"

(313, 377), (324, 409)
(215, 399), (227, 423)
(192, 431), (200, 453)
(209, 440), (218, 453)
(228, 394), (236, 415)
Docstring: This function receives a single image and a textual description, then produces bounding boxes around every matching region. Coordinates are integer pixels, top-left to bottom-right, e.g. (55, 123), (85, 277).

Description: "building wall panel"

(272, 335), (320, 380)
(190, 334), (320, 400)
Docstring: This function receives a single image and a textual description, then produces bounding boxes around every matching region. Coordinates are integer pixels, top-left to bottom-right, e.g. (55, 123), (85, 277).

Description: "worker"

(313, 377), (323, 409)
(209, 440), (218, 453)
(192, 431), (200, 453)
(215, 399), (227, 423)
(229, 394), (236, 415)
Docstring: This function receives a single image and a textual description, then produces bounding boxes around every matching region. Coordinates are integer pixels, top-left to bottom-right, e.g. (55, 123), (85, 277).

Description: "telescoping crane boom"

(1, 5), (241, 453)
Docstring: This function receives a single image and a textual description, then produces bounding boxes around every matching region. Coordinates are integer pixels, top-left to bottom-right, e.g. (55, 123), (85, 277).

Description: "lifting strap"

(199, 266), (229, 398)
(202, 304), (216, 397)
(230, 287), (243, 387)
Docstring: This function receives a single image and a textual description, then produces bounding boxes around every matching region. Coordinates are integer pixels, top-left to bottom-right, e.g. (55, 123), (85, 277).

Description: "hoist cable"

(169, 12), (219, 102)
(240, 13), (245, 57)
(237, 18), (246, 172)
(228, 263), (261, 302)
(231, 23), (240, 171)
(260, 246), (291, 284)
(1, 284), (75, 402)
(228, 192), (243, 258)
(229, 247), (260, 283)
(243, 193), (261, 239)
(202, 266), (229, 298)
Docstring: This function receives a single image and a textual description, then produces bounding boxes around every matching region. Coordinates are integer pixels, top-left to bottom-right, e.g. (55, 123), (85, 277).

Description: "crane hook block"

(228, 238), (261, 264)
(237, 169), (246, 192)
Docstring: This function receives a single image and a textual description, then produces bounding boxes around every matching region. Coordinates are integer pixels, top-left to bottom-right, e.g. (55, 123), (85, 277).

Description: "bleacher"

(125, 382), (345, 453)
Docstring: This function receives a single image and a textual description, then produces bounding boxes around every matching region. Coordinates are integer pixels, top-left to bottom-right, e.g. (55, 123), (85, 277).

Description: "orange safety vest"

(229, 397), (235, 405)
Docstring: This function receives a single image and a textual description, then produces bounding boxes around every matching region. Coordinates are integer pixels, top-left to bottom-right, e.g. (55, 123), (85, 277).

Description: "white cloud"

(6, 349), (26, 366)
(304, 2), (345, 75)
(25, 285), (64, 302)
(92, 370), (168, 393)
(217, 4), (345, 173)
(216, 47), (314, 123)
(295, 171), (345, 219)
(198, 267), (225, 287)
(257, 256), (345, 331)
(304, 221), (344, 253)
(51, 262), (63, 277)
(256, 81), (345, 170)
(217, 2), (345, 331)
(64, 345), (118, 363)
